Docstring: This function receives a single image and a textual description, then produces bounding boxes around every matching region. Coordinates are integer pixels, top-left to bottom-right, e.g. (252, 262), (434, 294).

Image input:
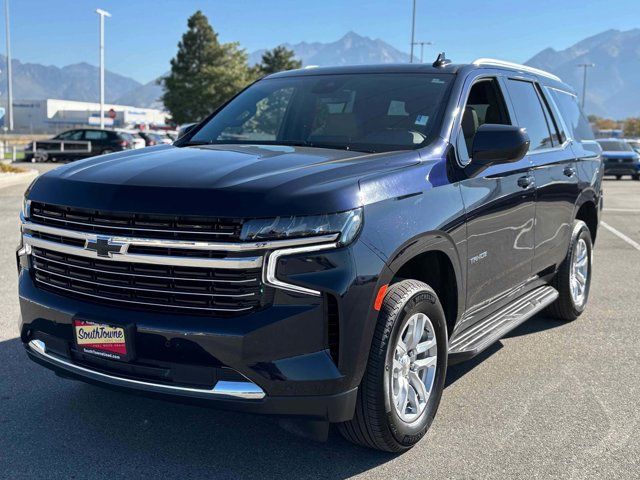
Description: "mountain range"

(0, 55), (141, 105)
(248, 31), (413, 66)
(525, 28), (640, 119)
(2, 30), (639, 118)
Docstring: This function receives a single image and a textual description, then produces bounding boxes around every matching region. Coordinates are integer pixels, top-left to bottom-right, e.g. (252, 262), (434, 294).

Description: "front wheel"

(547, 220), (593, 321)
(338, 280), (448, 452)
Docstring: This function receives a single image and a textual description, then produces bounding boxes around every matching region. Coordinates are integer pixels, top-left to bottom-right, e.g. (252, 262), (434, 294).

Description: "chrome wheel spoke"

(396, 377), (409, 412)
(407, 383), (420, 414)
(409, 370), (429, 401)
(416, 337), (436, 354)
(414, 354), (437, 370)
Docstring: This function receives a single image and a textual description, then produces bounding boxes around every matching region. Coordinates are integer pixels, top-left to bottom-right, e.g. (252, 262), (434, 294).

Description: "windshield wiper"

(277, 141), (377, 154)
(181, 140), (213, 147)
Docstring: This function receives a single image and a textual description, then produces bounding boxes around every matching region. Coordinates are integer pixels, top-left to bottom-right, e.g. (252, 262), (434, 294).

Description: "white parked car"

(115, 129), (146, 149)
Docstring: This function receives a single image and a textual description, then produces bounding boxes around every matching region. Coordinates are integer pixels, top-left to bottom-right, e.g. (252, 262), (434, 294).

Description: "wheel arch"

(574, 193), (599, 245)
(376, 232), (465, 338)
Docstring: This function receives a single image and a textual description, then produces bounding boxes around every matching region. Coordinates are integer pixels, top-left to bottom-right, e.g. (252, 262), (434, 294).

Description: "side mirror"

(471, 124), (530, 169)
(177, 123), (197, 139)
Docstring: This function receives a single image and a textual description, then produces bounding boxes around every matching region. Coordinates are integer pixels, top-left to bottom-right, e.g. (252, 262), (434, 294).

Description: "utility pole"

(577, 63), (595, 110)
(4, 0), (13, 131)
(409, 0), (416, 63)
(412, 41), (433, 63)
(96, 9), (111, 129)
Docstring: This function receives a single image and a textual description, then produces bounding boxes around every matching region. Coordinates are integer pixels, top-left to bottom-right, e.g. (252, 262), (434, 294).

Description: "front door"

(455, 77), (536, 312)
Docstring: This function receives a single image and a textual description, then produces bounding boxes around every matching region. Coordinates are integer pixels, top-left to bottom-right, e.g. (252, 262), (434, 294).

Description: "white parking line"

(601, 221), (640, 252)
(603, 208), (640, 213)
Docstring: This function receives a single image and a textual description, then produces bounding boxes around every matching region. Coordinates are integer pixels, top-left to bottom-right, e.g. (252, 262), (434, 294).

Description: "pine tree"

(162, 11), (249, 124)
(255, 45), (302, 77)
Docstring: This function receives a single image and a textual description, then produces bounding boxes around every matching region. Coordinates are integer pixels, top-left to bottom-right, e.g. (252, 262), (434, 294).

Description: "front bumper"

(18, 237), (385, 421)
(603, 162), (640, 176)
(25, 338), (357, 420)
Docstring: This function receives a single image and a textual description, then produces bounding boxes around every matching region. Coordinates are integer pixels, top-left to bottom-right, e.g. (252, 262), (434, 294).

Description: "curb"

(0, 169), (38, 190)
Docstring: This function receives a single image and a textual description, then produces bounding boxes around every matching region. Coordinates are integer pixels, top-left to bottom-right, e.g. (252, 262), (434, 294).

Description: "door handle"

(563, 166), (576, 177)
(517, 175), (534, 189)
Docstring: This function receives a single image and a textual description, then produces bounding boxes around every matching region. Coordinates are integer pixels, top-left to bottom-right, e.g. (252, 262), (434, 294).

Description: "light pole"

(412, 41), (433, 63)
(4, 0), (13, 131)
(409, 0), (416, 63)
(577, 63), (595, 110)
(96, 8), (111, 129)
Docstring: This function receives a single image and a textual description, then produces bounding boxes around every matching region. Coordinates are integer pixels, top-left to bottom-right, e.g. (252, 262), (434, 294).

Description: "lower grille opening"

(70, 348), (246, 389)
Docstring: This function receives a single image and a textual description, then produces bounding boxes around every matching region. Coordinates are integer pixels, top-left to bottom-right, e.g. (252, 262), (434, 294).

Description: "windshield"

(185, 73), (453, 153)
(597, 140), (633, 152)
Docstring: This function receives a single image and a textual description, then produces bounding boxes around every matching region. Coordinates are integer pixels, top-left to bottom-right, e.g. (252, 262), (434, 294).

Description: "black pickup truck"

(17, 57), (602, 452)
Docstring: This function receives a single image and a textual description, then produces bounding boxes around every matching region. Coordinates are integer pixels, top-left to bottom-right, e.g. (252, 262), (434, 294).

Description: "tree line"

(161, 11), (301, 125)
(588, 115), (640, 138)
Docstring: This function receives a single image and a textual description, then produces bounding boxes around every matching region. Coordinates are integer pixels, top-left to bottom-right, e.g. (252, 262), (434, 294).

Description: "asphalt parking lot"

(1, 164), (639, 479)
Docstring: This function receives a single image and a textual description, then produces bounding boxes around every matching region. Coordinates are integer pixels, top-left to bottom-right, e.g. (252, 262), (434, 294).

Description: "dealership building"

(11, 98), (168, 133)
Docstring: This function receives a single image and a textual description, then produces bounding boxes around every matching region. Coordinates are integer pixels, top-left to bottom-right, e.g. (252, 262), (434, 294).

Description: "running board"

(448, 285), (558, 364)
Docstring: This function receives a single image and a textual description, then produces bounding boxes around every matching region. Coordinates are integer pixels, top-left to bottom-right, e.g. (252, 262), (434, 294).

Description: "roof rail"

(472, 58), (562, 82)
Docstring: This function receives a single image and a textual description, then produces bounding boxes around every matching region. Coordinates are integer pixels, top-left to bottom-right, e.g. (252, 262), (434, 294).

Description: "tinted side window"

(505, 79), (553, 151)
(549, 89), (595, 141)
(458, 78), (511, 164)
(84, 130), (109, 141)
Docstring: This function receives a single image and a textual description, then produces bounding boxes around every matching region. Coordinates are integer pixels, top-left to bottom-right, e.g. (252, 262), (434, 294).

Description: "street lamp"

(96, 8), (111, 129)
(4, 0), (13, 131)
(577, 63), (595, 110)
(412, 41), (433, 63)
(409, 0), (416, 63)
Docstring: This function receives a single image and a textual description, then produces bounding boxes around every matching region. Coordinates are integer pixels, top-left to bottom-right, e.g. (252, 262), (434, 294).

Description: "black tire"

(547, 220), (593, 321)
(633, 175), (640, 181)
(616, 175), (622, 180)
(338, 280), (448, 452)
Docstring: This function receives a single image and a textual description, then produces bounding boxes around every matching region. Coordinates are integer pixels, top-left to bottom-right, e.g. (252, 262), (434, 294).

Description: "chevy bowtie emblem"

(85, 236), (126, 258)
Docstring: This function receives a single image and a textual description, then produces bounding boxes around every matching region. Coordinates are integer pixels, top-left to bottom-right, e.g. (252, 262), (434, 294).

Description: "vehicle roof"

(266, 59), (573, 93)
(266, 63), (464, 78)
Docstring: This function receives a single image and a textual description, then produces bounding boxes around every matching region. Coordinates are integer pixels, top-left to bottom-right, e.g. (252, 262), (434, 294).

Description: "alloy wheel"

(391, 312), (438, 423)
(570, 238), (589, 307)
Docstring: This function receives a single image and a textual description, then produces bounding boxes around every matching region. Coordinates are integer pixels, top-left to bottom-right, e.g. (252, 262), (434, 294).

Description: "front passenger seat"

(461, 106), (479, 153)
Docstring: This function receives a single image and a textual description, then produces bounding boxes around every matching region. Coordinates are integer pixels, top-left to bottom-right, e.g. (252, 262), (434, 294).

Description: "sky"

(2, 0), (639, 84)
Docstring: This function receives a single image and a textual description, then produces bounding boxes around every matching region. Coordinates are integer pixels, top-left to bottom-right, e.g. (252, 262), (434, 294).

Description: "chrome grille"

(21, 202), (338, 313)
(30, 247), (267, 315)
(29, 201), (244, 241)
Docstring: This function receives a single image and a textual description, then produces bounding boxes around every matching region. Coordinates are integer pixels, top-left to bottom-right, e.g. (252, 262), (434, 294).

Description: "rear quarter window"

(548, 89), (594, 141)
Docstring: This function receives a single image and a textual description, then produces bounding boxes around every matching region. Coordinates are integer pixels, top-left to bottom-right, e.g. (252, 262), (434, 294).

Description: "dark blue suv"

(17, 57), (602, 452)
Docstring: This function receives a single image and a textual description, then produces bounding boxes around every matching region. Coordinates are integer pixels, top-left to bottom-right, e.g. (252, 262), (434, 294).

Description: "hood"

(28, 144), (421, 217)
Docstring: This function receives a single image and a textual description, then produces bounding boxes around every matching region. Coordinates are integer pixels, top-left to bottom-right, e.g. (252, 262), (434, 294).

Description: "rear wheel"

(338, 280), (448, 452)
(547, 220), (592, 321)
(616, 175), (622, 180)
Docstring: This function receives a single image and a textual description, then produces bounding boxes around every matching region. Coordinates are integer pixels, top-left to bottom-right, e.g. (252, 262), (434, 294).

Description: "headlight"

(21, 198), (31, 220)
(240, 208), (363, 246)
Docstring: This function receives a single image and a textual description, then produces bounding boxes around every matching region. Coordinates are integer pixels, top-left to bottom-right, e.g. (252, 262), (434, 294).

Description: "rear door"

(82, 129), (110, 155)
(503, 78), (580, 275)
(456, 75), (536, 312)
